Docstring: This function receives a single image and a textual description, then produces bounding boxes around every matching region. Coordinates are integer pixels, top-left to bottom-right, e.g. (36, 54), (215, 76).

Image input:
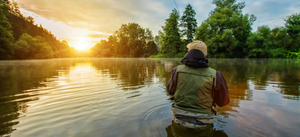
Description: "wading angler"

(167, 41), (230, 128)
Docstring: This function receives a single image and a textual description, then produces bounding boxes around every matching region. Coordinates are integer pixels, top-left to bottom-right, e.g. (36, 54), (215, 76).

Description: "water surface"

(0, 58), (300, 137)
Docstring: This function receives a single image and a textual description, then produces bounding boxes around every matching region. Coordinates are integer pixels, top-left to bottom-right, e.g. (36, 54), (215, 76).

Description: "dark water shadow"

(165, 121), (228, 137)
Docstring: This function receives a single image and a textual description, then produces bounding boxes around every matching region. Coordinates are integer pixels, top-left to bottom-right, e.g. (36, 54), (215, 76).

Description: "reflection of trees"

(166, 59), (300, 115)
(0, 59), (80, 136)
(208, 59), (300, 116)
(208, 59), (252, 116)
(264, 59), (300, 100)
(1, 58), (298, 136)
(90, 58), (182, 98)
(91, 59), (160, 90)
(153, 59), (182, 85)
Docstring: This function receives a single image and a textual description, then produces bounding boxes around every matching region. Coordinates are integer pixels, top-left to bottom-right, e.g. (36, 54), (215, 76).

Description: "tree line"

(90, 23), (158, 57)
(1, 0), (300, 59)
(157, 0), (300, 58)
(0, 0), (76, 60)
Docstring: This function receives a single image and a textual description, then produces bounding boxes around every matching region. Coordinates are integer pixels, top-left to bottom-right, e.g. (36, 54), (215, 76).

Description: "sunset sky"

(15, 0), (300, 50)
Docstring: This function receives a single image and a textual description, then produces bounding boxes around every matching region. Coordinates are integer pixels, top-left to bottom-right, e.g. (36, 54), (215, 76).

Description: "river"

(0, 58), (299, 137)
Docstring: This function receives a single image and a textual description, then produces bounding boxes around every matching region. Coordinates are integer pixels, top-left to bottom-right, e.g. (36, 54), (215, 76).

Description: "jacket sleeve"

(166, 67), (177, 95)
(213, 71), (230, 107)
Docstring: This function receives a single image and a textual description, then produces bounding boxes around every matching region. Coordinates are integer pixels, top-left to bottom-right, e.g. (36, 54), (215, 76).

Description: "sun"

(74, 37), (89, 51)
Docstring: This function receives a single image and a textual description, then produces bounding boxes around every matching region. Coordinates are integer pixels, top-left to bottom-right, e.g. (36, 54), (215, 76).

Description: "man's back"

(166, 41), (230, 128)
(173, 65), (216, 114)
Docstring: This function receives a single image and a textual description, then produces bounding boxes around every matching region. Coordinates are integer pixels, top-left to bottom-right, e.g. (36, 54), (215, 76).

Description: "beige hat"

(186, 41), (207, 56)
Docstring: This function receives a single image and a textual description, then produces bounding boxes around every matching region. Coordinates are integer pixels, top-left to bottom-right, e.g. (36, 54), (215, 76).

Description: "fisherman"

(166, 41), (230, 129)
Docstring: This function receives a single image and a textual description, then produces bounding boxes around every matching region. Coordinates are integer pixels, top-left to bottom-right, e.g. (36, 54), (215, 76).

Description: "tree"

(270, 27), (292, 49)
(14, 33), (53, 59)
(90, 39), (113, 57)
(195, 0), (256, 58)
(144, 41), (158, 57)
(26, 16), (34, 24)
(180, 4), (197, 43)
(113, 23), (153, 57)
(160, 9), (181, 57)
(245, 33), (268, 58)
(0, 7), (14, 59)
(284, 13), (300, 52)
(91, 23), (155, 57)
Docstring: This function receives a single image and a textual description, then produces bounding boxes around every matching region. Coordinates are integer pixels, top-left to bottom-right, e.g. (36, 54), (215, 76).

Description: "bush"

(175, 52), (186, 58)
(287, 52), (300, 58)
(152, 53), (166, 58)
(267, 48), (287, 58)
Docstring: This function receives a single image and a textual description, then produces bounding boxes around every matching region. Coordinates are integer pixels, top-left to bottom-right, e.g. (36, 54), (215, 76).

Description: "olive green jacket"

(173, 65), (216, 114)
(166, 49), (230, 114)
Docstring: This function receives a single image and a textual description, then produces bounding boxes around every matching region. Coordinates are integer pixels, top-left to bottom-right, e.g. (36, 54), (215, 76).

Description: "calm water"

(0, 58), (300, 137)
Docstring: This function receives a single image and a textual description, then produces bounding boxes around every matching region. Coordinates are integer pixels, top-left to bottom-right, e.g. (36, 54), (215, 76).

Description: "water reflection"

(0, 58), (299, 137)
(166, 121), (227, 137)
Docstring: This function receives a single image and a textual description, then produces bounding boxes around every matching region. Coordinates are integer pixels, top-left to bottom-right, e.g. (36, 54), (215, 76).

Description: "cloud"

(86, 34), (111, 38)
(242, 0), (300, 31)
(14, 0), (170, 35)
(15, 0), (300, 37)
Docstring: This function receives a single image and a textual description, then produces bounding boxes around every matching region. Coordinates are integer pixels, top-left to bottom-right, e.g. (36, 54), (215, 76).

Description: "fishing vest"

(173, 65), (216, 114)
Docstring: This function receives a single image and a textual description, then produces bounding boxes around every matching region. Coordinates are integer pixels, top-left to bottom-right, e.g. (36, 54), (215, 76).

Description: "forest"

(0, 0), (77, 60)
(0, 0), (300, 59)
(157, 0), (300, 58)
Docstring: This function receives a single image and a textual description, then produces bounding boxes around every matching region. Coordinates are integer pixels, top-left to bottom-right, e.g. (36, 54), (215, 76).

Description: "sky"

(14, 0), (300, 50)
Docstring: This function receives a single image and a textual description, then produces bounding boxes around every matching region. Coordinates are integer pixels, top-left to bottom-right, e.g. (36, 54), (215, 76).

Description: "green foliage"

(0, 7), (14, 59)
(14, 33), (54, 59)
(179, 39), (190, 53)
(14, 38), (30, 59)
(195, 0), (256, 58)
(180, 4), (197, 42)
(90, 39), (113, 57)
(267, 48), (287, 58)
(286, 52), (300, 58)
(174, 52), (186, 58)
(210, 0), (246, 15)
(151, 53), (165, 58)
(245, 26), (271, 58)
(245, 14), (300, 58)
(285, 13), (300, 52)
(246, 23), (299, 58)
(0, 0), (76, 59)
(2, 0), (300, 59)
(270, 27), (292, 49)
(285, 13), (300, 38)
(144, 41), (158, 56)
(159, 9), (181, 56)
(91, 23), (157, 57)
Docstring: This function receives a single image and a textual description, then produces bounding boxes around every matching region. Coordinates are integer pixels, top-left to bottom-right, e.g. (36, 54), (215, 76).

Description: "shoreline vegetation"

(0, 0), (300, 60)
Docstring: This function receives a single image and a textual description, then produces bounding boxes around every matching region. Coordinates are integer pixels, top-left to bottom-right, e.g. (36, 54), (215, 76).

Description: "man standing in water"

(166, 41), (230, 128)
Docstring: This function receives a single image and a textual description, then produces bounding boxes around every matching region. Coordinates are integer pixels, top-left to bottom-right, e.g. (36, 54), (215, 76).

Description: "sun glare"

(75, 37), (89, 51)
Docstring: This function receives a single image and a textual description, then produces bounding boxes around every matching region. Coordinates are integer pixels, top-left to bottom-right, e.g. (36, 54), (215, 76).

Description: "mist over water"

(0, 58), (299, 137)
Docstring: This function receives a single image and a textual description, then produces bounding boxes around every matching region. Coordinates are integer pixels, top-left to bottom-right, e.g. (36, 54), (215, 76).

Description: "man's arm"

(166, 67), (177, 95)
(213, 71), (230, 107)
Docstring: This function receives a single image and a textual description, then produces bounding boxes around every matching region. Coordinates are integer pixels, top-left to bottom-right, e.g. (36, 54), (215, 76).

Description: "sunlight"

(75, 37), (89, 51)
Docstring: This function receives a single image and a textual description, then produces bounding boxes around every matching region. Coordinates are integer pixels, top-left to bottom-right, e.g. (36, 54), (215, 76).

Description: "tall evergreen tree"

(180, 4), (197, 43)
(160, 9), (181, 57)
